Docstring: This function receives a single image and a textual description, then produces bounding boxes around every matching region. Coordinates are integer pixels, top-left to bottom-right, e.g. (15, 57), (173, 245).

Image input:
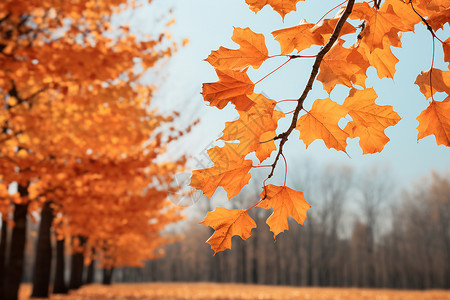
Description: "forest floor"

(19, 283), (450, 300)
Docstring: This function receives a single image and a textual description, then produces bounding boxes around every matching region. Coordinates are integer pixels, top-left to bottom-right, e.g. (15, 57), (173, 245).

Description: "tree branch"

(265, 0), (355, 185)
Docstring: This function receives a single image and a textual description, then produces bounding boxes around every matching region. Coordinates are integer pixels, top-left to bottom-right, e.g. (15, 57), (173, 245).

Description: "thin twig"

(265, 0), (355, 186)
(409, 1), (438, 100)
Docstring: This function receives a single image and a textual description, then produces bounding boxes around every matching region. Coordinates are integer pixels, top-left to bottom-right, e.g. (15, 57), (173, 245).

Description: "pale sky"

(129, 0), (450, 192)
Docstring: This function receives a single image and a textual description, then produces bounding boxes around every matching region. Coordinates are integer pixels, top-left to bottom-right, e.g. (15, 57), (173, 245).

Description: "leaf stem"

(315, 0), (349, 25)
(276, 99), (298, 104)
(255, 58), (292, 85)
(409, 1), (437, 101)
(281, 153), (287, 186)
(267, 54), (291, 59)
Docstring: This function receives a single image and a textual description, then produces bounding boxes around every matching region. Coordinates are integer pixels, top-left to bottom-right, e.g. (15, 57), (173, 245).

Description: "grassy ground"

(19, 283), (450, 300)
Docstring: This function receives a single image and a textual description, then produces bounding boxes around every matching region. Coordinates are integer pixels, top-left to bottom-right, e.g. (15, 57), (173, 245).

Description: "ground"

(19, 283), (450, 300)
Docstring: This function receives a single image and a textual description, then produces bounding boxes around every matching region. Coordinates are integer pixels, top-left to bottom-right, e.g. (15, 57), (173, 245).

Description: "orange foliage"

(1, 0), (189, 267)
(18, 283), (450, 300)
(193, 0), (450, 253)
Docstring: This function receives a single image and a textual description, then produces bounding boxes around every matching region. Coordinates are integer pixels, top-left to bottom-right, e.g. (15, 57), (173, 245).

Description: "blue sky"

(131, 0), (450, 192)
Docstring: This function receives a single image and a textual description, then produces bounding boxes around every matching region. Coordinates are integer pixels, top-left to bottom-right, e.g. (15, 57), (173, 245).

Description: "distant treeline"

(18, 168), (450, 290)
(115, 168), (450, 290)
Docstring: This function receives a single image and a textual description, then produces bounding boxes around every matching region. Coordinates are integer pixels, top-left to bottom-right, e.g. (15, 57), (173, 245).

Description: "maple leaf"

(206, 27), (269, 70)
(221, 93), (284, 162)
(310, 14), (356, 42)
(200, 207), (256, 254)
(202, 69), (255, 111)
(343, 88), (401, 154)
(427, 8), (450, 30)
(258, 184), (310, 237)
(379, 0), (421, 32)
(272, 20), (318, 55)
(415, 68), (450, 99)
(417, 98), (450, 146)
(414, 0), (450, 18)
(296, 98), (349, 152)
(444, 38), (450, 64)
(350, 2), (402, 52)
(245, 0), (304, 19)
(272, 17), (355, 55)
(189, 143), (252, 199)
(356, 37), (399, 79)
(317, 40), (368, 94)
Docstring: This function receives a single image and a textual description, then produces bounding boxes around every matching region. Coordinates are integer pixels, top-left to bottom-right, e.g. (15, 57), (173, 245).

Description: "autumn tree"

(190, 0), (450, 253)
(0, 0), (189, 299)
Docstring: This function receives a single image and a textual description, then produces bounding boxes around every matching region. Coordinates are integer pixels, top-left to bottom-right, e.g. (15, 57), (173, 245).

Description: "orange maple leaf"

(343, 88), (401, 154)
(296, 98), (349, 152)
(272, 20), (318, 55)
(414, 0), (450, 18)
(310, 14), (356, 42)
(221, 93), (284, 162)
(380, 0), (421, 32)
(444, 38), (450, 64)
(206, 27), (269, 70)
(258, 184), (310, 237)
(202, 69), (255, 111)
(417, 98), (450, 146)
(317, 40), (368, 94)
(356, 37), (399, 80)
(200, 207), (256, 254)
(189, 143), (252, 199)
(245, 0), (304, 19)
(428, 8), (450, 30)
(415, 68), (450, 99)
(350, 2), (401, 52)
(272, 17), (355, 55)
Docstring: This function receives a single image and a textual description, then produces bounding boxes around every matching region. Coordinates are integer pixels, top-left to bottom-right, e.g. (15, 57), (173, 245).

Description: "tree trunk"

(102, 268), (114, 285)
(85, 259), (95, 284)
(30, 201), (54, 298)
(69, 236), (86, 290)
(0, 219), (8, 299)
(53, 239), (68, 294)
(4, 185), (29, 300)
